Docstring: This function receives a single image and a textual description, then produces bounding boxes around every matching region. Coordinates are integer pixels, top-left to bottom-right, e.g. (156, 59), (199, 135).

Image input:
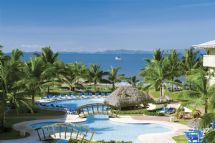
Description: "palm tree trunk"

(47, 86), (50, 94)
(32, 94), (35, 106)
(112, 83), (115, 91)
(0, 93), (6, 130)
(171, 77), (174, 92)
(160, 86), (163, 97)
(205, 97), (208, 114)
(0, 104), (5, 130)
(94, 81), (97, 90)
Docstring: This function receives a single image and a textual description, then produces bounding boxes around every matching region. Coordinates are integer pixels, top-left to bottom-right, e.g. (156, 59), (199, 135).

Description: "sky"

(0, 0), (215, 52)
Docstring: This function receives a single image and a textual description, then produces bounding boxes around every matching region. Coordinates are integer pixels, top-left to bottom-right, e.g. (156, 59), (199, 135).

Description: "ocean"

(21, 53), (153, 77)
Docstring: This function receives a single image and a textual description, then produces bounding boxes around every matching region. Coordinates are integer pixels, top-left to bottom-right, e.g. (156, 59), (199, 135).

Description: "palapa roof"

(192, 40), (215, 49)
(105, 86), (153, 108)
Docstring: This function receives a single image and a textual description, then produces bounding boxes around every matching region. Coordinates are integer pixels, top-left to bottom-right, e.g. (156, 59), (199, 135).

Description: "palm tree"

(126, 76), (139, 87)
(108, 67), (124, 90)
(35, 47), (59, 64)
(182, 48), (202, 73)
(88, 64), (107, 87)
(182, 48), (202, 89)
(35, 47), (59, 94)
(166, 50), (182, 91)
(19, 57), (45, 105)
(0, 49), (32, 129)
(61, 62), (87, 91)
(186, 69), (215, 113)
(153, 49), (163, 61)
(140, 57), (170, 97)
(198, 113), (215, 142)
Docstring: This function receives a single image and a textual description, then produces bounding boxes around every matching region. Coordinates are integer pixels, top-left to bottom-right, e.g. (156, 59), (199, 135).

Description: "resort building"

(193, 40), (215, 85)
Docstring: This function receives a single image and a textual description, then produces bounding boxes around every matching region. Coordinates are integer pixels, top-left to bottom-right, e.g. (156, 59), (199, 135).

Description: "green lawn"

(173, 135), (187, 143)
(174, 119), (189, 125)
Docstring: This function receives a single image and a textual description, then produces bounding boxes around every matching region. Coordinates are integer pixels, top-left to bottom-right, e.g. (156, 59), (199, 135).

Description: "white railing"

(203, 55), (215, 67)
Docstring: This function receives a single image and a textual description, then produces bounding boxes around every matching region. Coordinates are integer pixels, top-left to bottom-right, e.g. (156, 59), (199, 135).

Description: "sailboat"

(115, 56), (122, 61)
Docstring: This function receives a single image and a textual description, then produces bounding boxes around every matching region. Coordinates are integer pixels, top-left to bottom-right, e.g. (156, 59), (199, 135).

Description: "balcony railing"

(203, 55), (215, 67)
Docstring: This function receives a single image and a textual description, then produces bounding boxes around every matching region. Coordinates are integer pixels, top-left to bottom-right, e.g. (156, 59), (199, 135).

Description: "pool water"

(31, 115), (171, 143)
(46, 98), (104, 109)
(34, 98), (172, 143)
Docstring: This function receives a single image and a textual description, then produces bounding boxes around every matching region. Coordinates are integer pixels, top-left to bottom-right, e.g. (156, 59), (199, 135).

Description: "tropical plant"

(140, 57), (170, 97)
(18, 57), (46, 105)
(198, 113), (215, 143)
(0, 49), (32, 129)
(35, 47), (59, 64)
(34, 47), (59, 94)
(166, 50), (182, 91)
(88, 64), (107, 87)
(61, 62), (87, 91)
(186, 69), (215, 113)
(182, 48), (202, 89)
(126, 76), (139, 87)
(108, 67), (124, 90)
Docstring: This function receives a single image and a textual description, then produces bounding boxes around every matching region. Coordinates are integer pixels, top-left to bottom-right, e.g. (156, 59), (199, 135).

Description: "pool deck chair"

(107, 93), (111, 96)
(78, 93), (83, 98)
(210, 122), (215, 129)
(95, 93), (99, 98)
(72, 93), (76, 98)
(101, 92), (105, 97)
(89, 92), (93, 97)
(84, 93), (88, 98)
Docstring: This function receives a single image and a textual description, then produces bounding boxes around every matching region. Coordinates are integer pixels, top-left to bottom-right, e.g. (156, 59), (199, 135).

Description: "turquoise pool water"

(31, 115), (171, 143)
(46, 98), (104, 109)
(35, 98), (172, 143)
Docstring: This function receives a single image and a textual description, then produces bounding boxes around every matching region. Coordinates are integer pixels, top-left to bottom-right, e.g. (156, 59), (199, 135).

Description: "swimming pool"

(35, 98), (172, 143)
(31, 115), (171, 143)
(46, 98), (105, 109)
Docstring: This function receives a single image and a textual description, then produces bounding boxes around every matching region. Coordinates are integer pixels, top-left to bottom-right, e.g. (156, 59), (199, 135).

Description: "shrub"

(113, 109), (165, 116)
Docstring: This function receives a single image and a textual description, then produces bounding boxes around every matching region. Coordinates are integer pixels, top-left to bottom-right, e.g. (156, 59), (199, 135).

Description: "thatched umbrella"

(105, 86), (153, 109)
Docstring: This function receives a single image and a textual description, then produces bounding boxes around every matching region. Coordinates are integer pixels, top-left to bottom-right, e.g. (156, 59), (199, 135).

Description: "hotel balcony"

(203, 55), (215, 67)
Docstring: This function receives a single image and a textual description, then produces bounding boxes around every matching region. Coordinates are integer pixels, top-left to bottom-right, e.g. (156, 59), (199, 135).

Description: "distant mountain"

(94, 49), (152, 54)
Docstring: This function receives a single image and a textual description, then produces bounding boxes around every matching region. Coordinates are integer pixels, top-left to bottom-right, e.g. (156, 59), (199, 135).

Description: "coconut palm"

(152, 49), (164, 61)
(0, 49), (32, 129)
(88, 64), (107, 87)
(182, 48), (202, 73)
(126, 76), (139, 87)
(35, 47), (59, 94)
(198, 113), (215, 143)
(140, 57), (170, 97)
(35, 47), (59, 64)
(182, 48), (202, 89)
(61, 62), (87, 91)
(19, 57), (46, 105)
(108, 67), (124, 90)
(186, 69), (215, 113)
(166, 50), (182, 91)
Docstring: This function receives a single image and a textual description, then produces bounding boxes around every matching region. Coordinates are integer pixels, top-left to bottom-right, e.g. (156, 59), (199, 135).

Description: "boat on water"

(115, 56), (122, 61)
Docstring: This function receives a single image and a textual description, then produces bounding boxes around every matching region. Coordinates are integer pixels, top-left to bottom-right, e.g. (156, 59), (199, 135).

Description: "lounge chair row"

(40, 92), (111, 100)
(157, 107), (175, 114)
(49, 92), (111, 98)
